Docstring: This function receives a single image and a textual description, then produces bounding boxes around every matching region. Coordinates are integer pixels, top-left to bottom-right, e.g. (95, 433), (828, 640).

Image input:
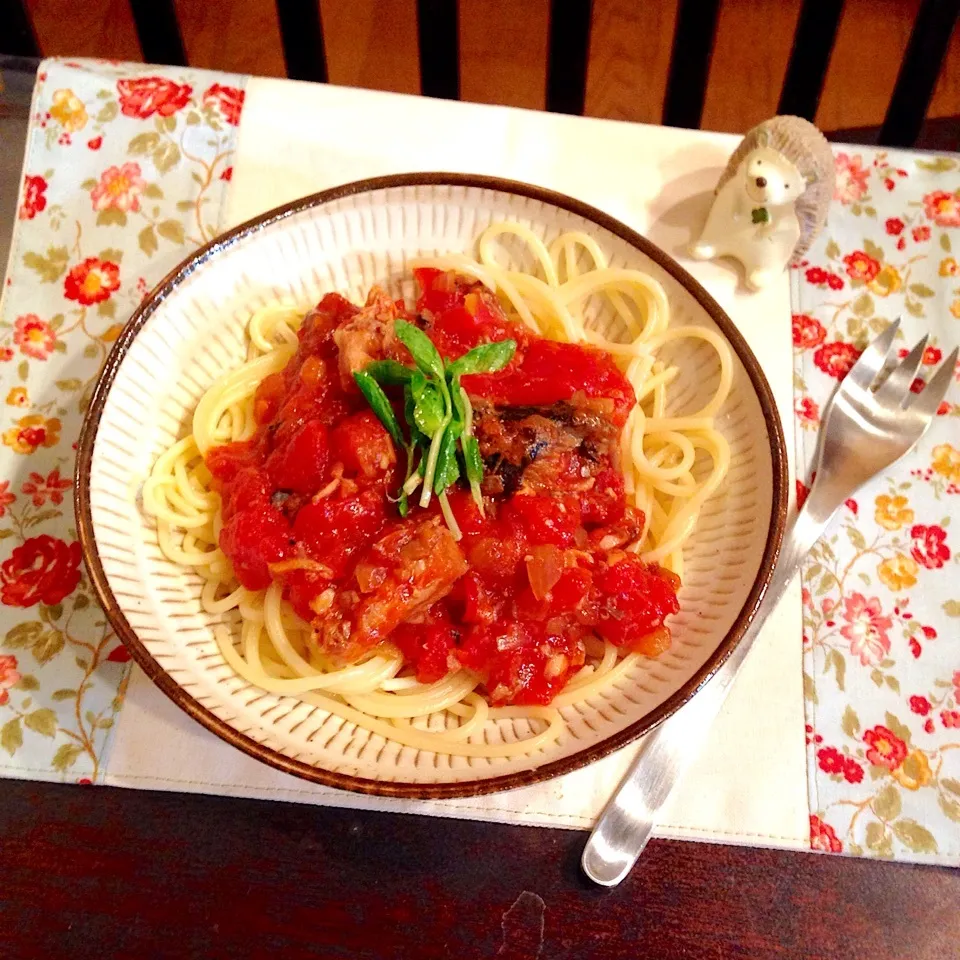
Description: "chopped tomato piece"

(467, 535), (525, 584)
(414, 267), (460, 315)
(443, 487), (489, 539)
(500, 493), (582, 547)
(458, 621), (585, 705)
(448, 571), (499, 625)
(216, 466), (270, 520)
(463, 339), (635, 426)
(391, 618), (457, 683)
(292, 488), (388, 581)
(205, 440), (256, 486)
(515, 566), (592, 621)
(331, 410), (397, 479)
(301, 293), (360, 348)
(219, 507), (290, 590)
(589, 556), (680, 651)
(265, 419), (330, 495)
(253, 372), (286, 424)
(580, 469), (626, 526)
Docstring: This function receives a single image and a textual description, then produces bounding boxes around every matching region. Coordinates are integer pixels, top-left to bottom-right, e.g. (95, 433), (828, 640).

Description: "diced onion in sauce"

(526, 544), (563, 600)
(355, 563), (388, 593)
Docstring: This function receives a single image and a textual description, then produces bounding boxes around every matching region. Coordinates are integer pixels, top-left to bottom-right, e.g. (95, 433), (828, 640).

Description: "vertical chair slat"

(1, 0), (39, 57)
(128, 0), (188, 67)
(275, 0), (328, 83)
(880, 0), (960, 147)
(777, 0), (844, 121)
(417, 0), (459, 99)
(545, 0), (593, 115)
(662, 0), (722, 129)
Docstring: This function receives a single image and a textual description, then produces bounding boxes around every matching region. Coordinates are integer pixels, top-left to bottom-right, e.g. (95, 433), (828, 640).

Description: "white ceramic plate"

(77, 174), (787, 798)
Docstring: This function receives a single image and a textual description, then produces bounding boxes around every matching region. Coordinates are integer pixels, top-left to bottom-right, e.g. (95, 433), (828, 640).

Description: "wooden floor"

(22, 0), (960, 134)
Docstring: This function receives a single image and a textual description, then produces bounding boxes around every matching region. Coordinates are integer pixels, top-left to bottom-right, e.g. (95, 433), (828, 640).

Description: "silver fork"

(581, 319), (958, 886)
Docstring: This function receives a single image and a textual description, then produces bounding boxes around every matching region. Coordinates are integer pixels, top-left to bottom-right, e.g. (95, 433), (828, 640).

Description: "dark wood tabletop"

(2, 778), (958, 959)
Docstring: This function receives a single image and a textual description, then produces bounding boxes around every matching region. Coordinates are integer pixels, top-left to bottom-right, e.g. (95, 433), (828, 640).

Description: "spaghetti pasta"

(143, 225), (732, 760)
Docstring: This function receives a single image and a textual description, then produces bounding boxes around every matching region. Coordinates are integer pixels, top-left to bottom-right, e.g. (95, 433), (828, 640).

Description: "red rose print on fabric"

(813, 341), (861, 379)
(792, 314), (826, 349)
(922, 189), (960, 227)
(840, 593), (892, 666)
(885, 218), (904, 236)
(810, 815), (842, 853)
(3, 416), (61, 455)
(202, 84), (244, 126)
(842, 251), (881, 283)
(817, 744), (865, 784)
(117, 77), (192, 119)
(18, 175), (48, 220)
(0, 535), (82, 607)
(817, 746), (844, 773)
(0, 481), (15, 518)
(63, 257), (120, 305)
(795, 396), (819, 428)
(863, 725), (908, 770)
(21, 469), (72, 507)
(843, 759), (864, 784)
(909, 524), (950, 569)
(910, 695), (931, 716)
(13, 314), (57, 360)
(90, 162), (146, 213)
(805, 266), (845, 290)
(0, 654), (21, 706)
(834, 153), (868, 206)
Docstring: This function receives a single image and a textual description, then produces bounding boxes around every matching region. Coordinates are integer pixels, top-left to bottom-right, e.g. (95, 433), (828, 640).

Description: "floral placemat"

(0, 59), (245, 782)
(793, 149), (960, 864)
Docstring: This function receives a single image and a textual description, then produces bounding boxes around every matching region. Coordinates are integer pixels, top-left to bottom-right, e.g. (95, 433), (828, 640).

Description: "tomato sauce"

(205, 270), (680, 705)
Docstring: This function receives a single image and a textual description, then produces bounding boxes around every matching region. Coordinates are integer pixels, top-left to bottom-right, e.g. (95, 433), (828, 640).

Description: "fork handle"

(581, 498), (837, 886)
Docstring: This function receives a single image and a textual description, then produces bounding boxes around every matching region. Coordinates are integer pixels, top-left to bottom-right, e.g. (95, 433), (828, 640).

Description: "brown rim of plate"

(75, 172), (789, 800)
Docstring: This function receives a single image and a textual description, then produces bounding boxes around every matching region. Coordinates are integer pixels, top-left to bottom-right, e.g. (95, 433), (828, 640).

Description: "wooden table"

(1, 777), (958, 959)
(2, 58), (958, 959)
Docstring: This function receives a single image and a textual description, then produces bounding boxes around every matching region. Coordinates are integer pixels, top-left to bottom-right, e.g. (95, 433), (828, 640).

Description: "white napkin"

(104, 79), (808, 850)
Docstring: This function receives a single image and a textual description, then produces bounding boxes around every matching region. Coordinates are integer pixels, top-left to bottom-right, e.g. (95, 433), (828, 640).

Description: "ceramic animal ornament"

(691, 115), (836, 291)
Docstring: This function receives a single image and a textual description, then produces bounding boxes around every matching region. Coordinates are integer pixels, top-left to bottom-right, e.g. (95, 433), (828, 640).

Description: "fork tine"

(874, 334), (929, 406)
(845, 317), (900, 391)
(909, 346), (958, 419)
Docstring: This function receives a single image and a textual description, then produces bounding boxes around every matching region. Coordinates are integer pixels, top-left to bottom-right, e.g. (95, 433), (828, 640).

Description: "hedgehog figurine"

(691, 116), (836, 291)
